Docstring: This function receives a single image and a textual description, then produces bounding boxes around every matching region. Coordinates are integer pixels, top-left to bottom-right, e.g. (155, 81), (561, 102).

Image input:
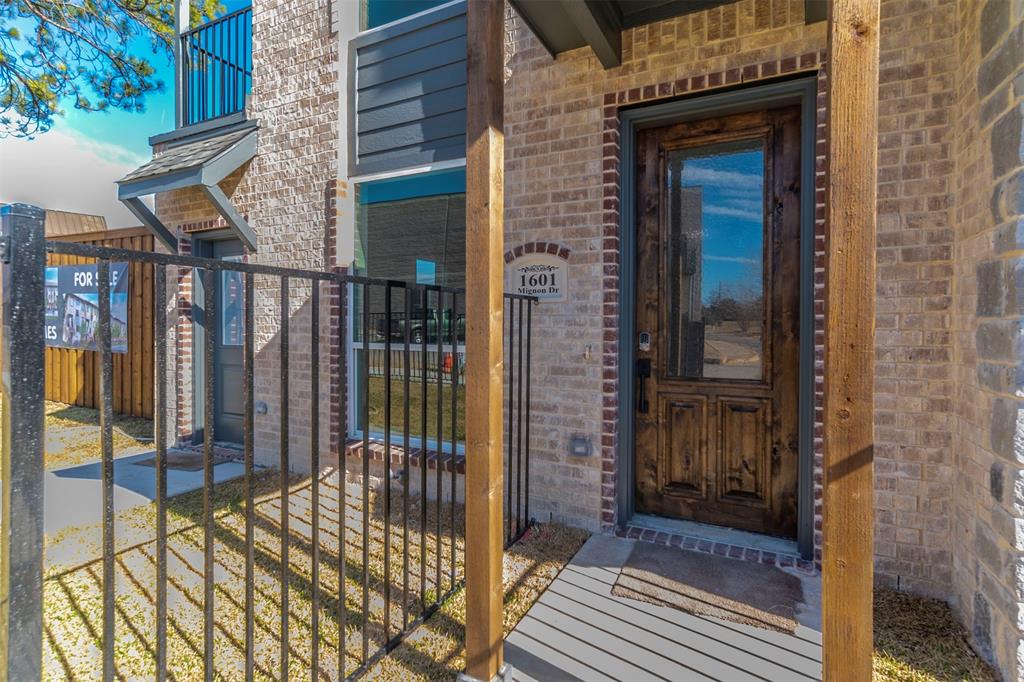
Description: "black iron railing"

(0, 208), (536, 680)
(180, 6), (252, 126)
(504, 295), (533, 547)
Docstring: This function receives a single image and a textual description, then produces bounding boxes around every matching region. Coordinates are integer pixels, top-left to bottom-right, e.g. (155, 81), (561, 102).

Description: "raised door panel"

(660, 395), (707, 499)
(717, 397), (770, 506)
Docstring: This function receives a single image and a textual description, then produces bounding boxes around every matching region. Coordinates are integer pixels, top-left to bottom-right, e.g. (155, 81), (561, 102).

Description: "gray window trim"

(352, 0), (466, 47)
(350, 156), (466, 185)
(617, 76), (818, 558)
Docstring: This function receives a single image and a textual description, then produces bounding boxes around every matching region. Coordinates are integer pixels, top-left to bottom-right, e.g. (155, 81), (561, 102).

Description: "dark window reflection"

(352, 168), (466, 442)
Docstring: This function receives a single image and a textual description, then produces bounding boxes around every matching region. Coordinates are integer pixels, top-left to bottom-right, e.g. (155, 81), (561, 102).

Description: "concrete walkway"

(44, 450), (245, 536)
(505, 535), (823, 682)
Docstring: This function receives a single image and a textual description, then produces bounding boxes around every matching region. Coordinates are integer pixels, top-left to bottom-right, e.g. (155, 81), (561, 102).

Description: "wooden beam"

(822, 0), (880, 680)
(562, 0), (622, 69)
(464, 0), (505, 680)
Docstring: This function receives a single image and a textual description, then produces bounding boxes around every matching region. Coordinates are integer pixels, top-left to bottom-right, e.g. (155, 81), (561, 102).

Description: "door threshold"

(628, 514), (800, 558)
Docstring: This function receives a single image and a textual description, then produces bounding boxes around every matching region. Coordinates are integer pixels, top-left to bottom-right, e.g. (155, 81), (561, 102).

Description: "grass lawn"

(364, 376), (466, 444)
(873, 588), (996, 681)
(43, 468), (587, 680)
(41, 401), (153, 470)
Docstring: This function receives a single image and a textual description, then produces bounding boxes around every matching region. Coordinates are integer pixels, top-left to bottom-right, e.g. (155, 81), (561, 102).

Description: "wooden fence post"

(464, 0), (505, 679)
(822, 0), (880, 679)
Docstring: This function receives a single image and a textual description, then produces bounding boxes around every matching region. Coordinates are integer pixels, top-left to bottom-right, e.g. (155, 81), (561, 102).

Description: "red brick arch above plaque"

(504, 242), (571, 302)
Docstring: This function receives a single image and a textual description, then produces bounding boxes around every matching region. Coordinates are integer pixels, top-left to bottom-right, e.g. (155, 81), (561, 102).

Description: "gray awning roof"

(117, 124), (258, 252)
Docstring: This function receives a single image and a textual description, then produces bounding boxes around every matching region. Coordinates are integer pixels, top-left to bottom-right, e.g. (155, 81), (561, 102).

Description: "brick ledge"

(616, 524), (818, 575)
(344, 438), (466, 475)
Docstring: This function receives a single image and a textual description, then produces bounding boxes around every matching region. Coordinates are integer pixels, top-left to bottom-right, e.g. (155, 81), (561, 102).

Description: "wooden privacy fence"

(45, 227), (155, 418)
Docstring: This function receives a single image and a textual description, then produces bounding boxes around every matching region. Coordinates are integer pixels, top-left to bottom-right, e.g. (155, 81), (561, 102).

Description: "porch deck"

(505, 535), (823, 682)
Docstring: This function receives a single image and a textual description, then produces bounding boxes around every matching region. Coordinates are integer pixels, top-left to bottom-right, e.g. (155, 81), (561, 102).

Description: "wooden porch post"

(822, 0), (880, 680)
(464, 0), (505, 680)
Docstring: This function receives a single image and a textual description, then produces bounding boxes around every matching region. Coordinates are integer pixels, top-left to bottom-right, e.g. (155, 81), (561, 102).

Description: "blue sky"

(676, 142), (765, 304)
(0, 2), (248, 226)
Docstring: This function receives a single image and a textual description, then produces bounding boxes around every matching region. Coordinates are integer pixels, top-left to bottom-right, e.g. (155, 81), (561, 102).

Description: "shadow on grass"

(43, 467), (472, 680)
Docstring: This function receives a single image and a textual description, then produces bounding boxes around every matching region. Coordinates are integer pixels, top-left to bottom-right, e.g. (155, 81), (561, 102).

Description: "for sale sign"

(44, 263), (129, 353)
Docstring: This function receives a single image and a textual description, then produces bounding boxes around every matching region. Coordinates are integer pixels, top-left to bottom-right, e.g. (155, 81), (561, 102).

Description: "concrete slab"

(506, 534), (823, 682)
(44, 450), (246, 536)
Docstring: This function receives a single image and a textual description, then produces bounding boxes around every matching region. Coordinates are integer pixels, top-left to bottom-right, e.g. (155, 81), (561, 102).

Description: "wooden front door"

(634, 107), (801, 538)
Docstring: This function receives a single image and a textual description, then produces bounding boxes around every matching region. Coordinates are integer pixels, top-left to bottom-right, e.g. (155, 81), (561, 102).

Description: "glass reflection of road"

(703, 326), (762, 380)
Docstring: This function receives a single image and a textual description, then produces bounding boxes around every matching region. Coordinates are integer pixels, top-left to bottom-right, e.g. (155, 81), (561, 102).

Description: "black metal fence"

(0, 206), (536, 680)
(181, 6), (253, 126)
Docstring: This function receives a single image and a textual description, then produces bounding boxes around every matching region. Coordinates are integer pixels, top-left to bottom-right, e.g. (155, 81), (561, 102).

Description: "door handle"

(637, 358), (652, 413)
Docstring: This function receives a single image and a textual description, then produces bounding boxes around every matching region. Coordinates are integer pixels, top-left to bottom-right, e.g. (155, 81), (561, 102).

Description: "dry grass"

(366, 523), (589, 680)
(43, 467), (587, 681)
(42, 401), (153, 470)
(873, 589), (997, 681)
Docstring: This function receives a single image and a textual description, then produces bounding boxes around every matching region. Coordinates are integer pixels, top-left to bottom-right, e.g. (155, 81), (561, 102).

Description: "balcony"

(178, 6), (252, 128)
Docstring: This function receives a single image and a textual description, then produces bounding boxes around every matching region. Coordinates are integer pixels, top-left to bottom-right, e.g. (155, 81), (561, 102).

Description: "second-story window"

(362, 0), (452, 30)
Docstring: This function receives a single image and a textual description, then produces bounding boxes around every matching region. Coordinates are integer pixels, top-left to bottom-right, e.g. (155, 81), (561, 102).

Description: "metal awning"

(117, 124), (258, 252)
(509, 0), (826, 69)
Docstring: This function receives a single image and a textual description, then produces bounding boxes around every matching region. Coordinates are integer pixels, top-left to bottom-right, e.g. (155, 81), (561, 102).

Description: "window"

(362, 0), (451, 30)
(220, 256), (245, 347)
(355, 167), (465, 287)
(350, 167), (466, 447)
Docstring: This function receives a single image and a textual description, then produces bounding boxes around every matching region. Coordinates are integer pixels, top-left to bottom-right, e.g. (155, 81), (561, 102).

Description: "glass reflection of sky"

(678, 140), (764, 304)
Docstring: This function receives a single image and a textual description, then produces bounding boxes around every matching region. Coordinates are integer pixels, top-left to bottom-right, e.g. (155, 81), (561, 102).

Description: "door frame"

(191, 229), (244, 445)
(617, 76), (818, 558)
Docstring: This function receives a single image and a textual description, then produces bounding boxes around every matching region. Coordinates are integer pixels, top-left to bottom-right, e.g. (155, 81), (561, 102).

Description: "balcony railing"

(180, 6), (252, 127)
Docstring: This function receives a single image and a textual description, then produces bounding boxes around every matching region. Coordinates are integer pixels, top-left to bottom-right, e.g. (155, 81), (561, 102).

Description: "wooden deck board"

(505, 535), (822, 682)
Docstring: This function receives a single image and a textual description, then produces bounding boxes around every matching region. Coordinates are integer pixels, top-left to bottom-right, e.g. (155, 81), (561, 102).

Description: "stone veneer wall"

(155, 0), (340, 472)
(949, 0), (1024, 677)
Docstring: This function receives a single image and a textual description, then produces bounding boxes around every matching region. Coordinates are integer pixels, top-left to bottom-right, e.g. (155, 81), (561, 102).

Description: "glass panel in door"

(665, 138), (766, 381)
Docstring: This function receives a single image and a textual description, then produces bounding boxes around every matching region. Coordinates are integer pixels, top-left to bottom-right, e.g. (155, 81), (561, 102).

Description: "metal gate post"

(0, 203), (47, 681)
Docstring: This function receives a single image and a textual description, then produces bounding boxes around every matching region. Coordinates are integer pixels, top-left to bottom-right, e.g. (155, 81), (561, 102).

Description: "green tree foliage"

(0, 0), (221, 137)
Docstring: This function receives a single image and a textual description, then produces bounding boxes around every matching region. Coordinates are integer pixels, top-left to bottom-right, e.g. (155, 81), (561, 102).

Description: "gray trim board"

(148, 113), (252, 148)
(199, 131), (258, 185)
(616, 76), (819, 559)
(121, 198), (178, 252)
(199, 184), (257, 252)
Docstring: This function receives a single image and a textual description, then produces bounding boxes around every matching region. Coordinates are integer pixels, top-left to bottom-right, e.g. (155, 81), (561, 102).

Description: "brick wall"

(503, 0), (971, 620)
(949, 0), (1024, 677)
(155, 0), (339, 472)
(503, 1), (828, 537)
(872, 0), (958, 598)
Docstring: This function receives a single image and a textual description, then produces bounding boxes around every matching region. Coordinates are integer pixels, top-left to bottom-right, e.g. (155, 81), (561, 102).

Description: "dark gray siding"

(351, 1), (467, 177)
